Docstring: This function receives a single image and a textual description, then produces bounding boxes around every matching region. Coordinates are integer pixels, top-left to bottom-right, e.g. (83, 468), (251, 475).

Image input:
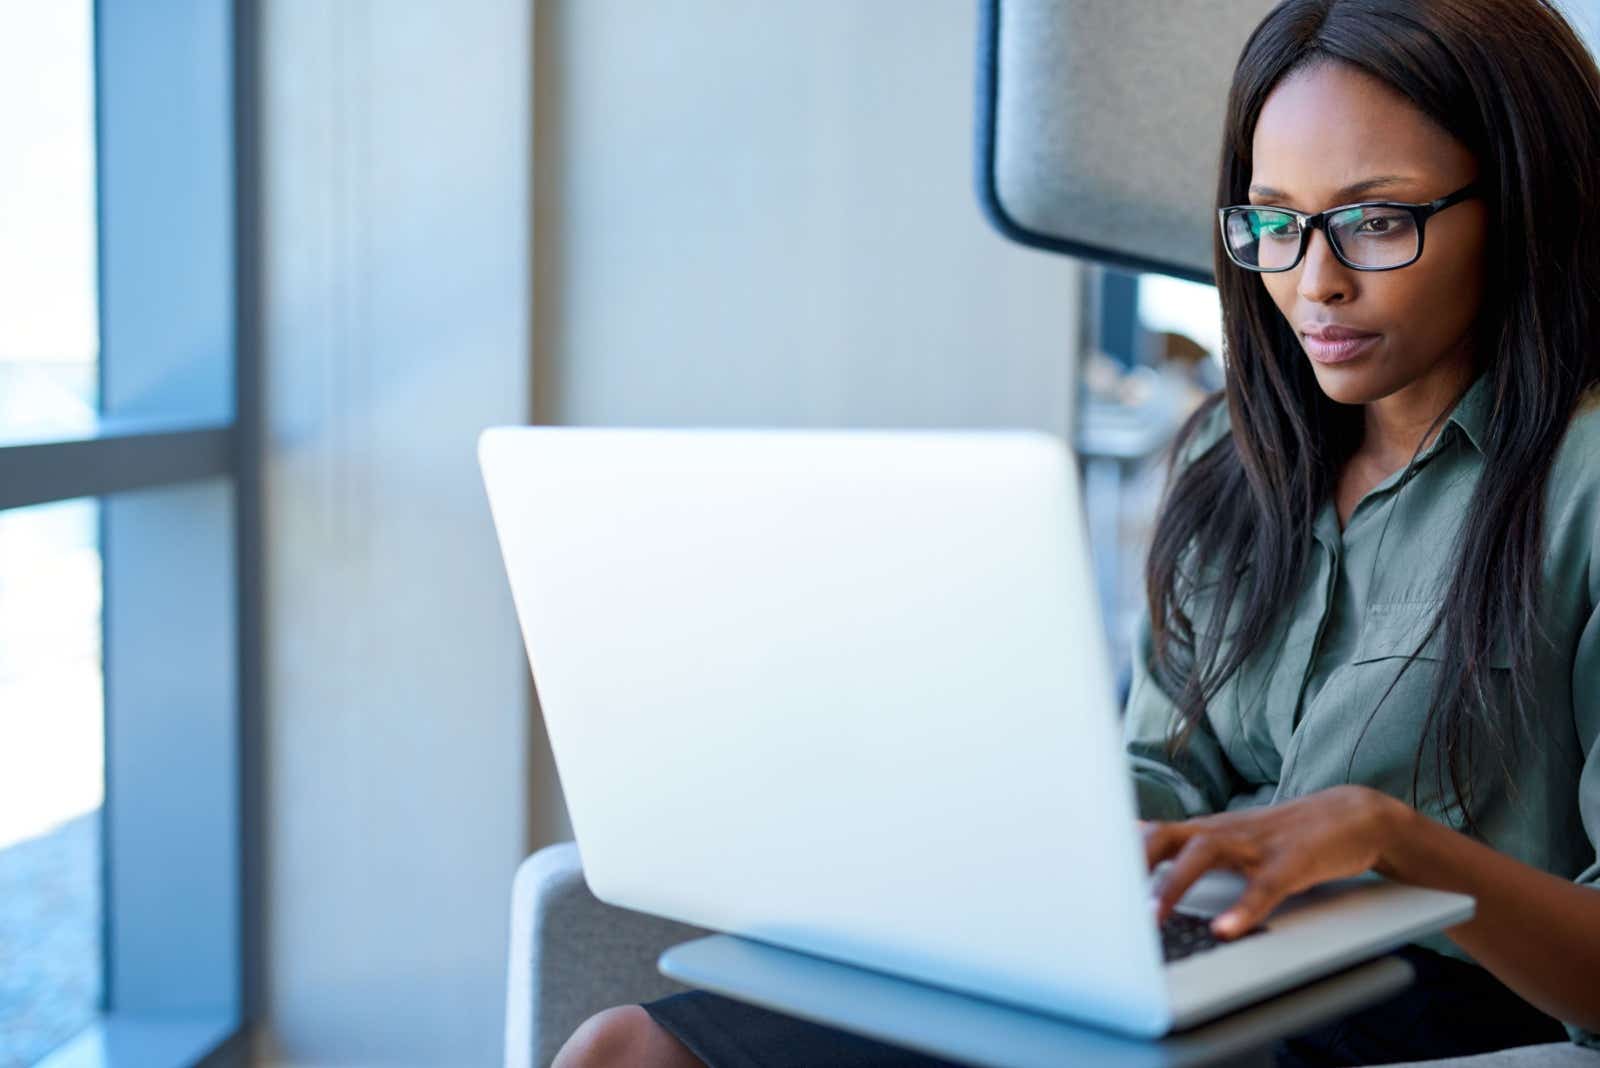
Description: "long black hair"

(1148, 0), (1600, 830)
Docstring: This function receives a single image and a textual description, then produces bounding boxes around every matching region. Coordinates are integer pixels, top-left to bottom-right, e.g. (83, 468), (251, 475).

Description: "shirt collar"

(1441, 371), (1491, 456)
(1309, 371), (1490, 554)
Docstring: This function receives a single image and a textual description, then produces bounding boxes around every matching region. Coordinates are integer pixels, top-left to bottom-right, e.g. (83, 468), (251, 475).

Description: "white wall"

(540, 1), (1080, 435)
(258, 1), (531, 1064)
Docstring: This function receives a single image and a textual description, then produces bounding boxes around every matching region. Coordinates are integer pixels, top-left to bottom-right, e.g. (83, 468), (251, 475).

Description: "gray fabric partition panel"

(976, 0), (1279, 282)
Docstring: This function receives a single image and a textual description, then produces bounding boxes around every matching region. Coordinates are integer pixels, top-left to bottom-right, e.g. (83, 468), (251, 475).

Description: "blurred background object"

(1076, 267), (1223, 693)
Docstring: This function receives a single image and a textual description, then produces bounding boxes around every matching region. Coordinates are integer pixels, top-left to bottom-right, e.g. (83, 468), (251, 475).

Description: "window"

(0, 498), (103, 1066)
(1077, 265), (1223, 695)
(0, 1), (99, 441)
(0, 5), (104, 1062)
(0, 2), (256, 1066)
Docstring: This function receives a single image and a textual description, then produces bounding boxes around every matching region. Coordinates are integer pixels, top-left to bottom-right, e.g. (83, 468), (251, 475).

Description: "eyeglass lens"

(1224, 205), (1420, 270)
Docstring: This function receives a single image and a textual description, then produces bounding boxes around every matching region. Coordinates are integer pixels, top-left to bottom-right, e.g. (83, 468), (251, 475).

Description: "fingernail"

(1213, 913), (1240, 935)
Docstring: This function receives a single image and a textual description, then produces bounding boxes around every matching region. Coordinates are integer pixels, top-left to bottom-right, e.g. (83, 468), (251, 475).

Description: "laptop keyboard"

(1161, 911), (1229, 962)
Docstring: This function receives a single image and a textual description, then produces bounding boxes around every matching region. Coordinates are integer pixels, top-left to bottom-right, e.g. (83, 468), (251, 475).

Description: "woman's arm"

(1377, 798), (1600, 1033)
(1142, 786), (1600, 1033)
(1123, 611), (1242, 820)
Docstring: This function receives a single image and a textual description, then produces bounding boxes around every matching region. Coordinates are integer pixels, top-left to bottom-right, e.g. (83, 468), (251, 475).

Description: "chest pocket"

(1340, 599), (1517, 829)
(1351, 599), (1514, 669)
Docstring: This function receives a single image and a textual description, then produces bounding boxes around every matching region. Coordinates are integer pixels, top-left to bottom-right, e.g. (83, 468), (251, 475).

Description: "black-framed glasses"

(1218, 181), (1481, 272)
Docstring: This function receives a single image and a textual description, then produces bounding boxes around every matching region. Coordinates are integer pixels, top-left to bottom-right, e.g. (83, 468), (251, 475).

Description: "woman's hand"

(1140, 785), (1405, 938)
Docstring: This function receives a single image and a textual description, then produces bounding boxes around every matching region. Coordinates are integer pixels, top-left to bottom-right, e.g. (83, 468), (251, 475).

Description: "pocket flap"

(1351, 600), (1513, 668)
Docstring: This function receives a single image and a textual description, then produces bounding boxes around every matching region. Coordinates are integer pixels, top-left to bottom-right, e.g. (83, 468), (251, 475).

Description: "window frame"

(1, 2), (262, 1066)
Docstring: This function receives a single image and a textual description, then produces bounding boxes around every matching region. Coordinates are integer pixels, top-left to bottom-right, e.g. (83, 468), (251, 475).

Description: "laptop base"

(658, 934), (1414, 1068)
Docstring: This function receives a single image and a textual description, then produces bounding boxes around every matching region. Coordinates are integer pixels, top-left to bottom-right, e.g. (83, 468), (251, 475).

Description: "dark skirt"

(640, 944), (1568, 1067)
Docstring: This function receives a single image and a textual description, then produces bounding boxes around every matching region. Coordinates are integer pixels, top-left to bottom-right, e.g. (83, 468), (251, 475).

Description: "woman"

(556, 0), (1600, 1064)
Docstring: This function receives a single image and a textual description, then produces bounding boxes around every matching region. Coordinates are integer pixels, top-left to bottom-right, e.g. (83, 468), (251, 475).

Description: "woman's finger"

(1145, 818), (1216, 876)
(1152, 833), (1229, 921)
(1212, 863), (1295, 938)
(1142, 819), (1198, 870)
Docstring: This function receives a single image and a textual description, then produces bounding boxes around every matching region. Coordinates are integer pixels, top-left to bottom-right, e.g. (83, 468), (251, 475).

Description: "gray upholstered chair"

(503, 842), (710, 1068)
(504, 2), (1600, 1064)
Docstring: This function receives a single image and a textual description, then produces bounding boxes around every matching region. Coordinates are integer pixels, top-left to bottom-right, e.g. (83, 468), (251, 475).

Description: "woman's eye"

(1352, 212), (1414, 237)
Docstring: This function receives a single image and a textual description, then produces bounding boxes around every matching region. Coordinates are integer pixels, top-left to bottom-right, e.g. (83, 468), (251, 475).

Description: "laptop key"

(1160, 911), (1263, 962)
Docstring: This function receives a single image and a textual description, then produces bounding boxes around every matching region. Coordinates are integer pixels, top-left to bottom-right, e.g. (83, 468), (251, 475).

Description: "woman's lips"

(1303, 332), (1379, 364)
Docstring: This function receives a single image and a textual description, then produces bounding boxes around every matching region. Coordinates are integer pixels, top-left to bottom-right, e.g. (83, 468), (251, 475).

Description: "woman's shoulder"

(1561, 385), (1600, 459)
(1544, 385), (1600, 540)
(1550, 385), (1600, 485)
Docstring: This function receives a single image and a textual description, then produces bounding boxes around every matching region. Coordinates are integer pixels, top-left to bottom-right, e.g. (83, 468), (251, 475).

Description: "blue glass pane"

(0, 0), (99, 441)
(0, 497), (103, 1066)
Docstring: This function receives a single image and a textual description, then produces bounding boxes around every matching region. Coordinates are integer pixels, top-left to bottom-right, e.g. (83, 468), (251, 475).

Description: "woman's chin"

(1307, 357), (1391, 407)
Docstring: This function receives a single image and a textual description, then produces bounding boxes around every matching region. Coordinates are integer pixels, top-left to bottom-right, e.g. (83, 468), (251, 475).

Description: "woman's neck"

(1358, 352), (1477, 467)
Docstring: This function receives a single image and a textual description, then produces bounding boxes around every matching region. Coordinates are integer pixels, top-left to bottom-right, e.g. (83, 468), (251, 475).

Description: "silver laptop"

(477, 425), (1473, 1038)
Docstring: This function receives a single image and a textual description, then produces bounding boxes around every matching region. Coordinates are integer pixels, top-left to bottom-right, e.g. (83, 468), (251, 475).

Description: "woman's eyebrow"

(1248, 175), (1419, 202)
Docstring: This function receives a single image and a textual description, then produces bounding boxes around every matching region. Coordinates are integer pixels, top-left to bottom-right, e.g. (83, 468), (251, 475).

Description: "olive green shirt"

(1122, 373), (1600, 1047)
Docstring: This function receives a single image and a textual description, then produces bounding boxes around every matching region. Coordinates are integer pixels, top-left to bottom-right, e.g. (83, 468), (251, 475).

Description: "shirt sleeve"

(1122, 607), (1238, 821)
(1120, 395), (1240, 822)
(1565, 530), (1600, 1048)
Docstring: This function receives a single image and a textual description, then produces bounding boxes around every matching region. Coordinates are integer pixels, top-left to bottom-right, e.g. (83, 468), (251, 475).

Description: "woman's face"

(1249, 61), (1488, 407)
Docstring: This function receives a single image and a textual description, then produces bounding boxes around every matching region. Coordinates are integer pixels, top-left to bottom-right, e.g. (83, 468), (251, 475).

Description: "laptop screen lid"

(479, 426), (1172, 1035)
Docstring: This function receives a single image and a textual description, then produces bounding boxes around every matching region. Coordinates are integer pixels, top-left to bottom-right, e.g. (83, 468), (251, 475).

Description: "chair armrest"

(505, 841), (712, 1068)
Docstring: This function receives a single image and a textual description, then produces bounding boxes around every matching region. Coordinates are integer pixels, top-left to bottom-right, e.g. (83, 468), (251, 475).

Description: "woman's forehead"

(1250, 63), (1473, 206)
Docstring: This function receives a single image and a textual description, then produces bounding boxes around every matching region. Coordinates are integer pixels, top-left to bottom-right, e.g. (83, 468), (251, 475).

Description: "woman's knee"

(552, 1004), (705, 1068)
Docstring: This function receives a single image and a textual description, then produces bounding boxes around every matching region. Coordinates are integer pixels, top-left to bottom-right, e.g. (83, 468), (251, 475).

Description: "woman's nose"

(1297, 228), (1354, 304)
